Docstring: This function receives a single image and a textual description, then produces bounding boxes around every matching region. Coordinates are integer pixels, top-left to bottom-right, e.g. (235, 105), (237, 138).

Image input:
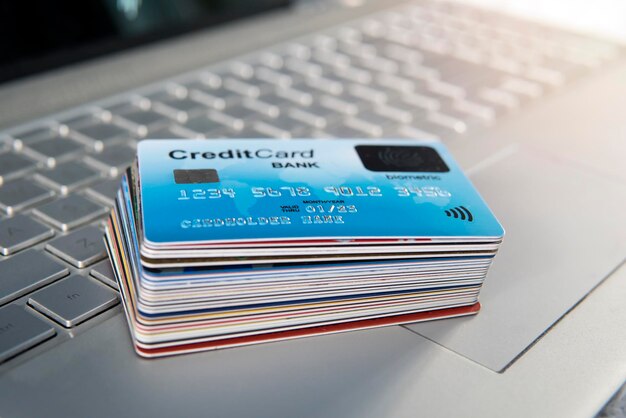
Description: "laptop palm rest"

(405, 146), (626, 372)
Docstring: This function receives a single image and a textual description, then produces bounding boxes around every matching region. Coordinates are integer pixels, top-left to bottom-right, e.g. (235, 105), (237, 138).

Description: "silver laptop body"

(0, 1), (625, 416)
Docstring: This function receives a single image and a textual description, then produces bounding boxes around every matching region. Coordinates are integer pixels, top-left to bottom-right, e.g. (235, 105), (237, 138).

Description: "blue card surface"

(137, 139), (504, 246)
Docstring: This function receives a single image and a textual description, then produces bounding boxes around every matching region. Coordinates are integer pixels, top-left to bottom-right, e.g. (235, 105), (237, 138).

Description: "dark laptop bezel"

(0, 0), (290, 84)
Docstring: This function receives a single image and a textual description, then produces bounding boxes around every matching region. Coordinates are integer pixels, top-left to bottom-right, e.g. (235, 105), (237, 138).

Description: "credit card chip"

(174, 169), (220, 184)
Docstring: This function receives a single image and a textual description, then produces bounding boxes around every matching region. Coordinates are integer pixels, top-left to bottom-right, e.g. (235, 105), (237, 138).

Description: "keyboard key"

(90, 259), (118, 290)
(284, 57), (322, 77)
(223, 77), (262, 98)
(11, 125), (67, 149)
(228, 61), (255, 79)
(0, 152), (37, 186)
(499, 76), (543, 98)
(478, 87), (520, 110)
(158, 96), (207, 115)
(253, 66), (292, 87)
(309, 129), (334, 139)
(0, 178), (55, 215)
(182, 114), (226, 135)
(427, 111), (468, 133)
(253, 121), (292, 139)
(150, 105), (187, 124)
(336, 27), (362, 43)
(285, 43), (312, 60)
(105, 100), (148, 115)
(185, 83), (240, 109)
(389, 124), (438, 139)
(45, 226), (106, 268)
(84, 144), (135, 177)
(236, 127), (274, 139)
(33, 161), (100, 195)
(242, 98), (280, 118)
(28, 275), (118, 328)
(221, 104), (262, 123)
(428, 54), (501, 87)
(288, 108), (327, 129)
(348, 84), (389, 104)
(0, 215), (54, 255)
(169, 125), (207, 139)
(375, 72), (417, 93)
(0, 250), (69, 306)
(305, 101), (342, 121)
(318, 95), (359, 116)
(274, 86), (313, 106)
(372, 104), (413, 124)
(22, 137), (84, 168)
(208, 109), (245, 131)
(32, 195), (108, 232)
(0, 135), (10, 152)
(405, 118), (460, 137)
(311, 49), (351, 69)
(256, 115), (308, 137)
(85, 178), (120, 206)
(147, 126), (191, 139)
(200, 127), (235, 140)
(305, 76), (343, 95)
(383, 96), (466, 133)
(439, 97), (496, 124)
(355, 54), (399, 73)
(427, 79), (466, 99)
(387, 93), (439, 112)
(323, 123), (375, 138)
(116, 108), (170, 133)
(524, 65), (564, 86)
(183, 71), (221, 88)
(350, 109), (400, 128)
(257, 52), (284, 69)
(338, 40), (377, 60)
(344, 116), (384, 137)
(185, 88), (227, 111)
(72, 123), (134, 150)
(0, 304), (56, 363)
(311, 34), (338, 49)
(314, 68), (368, 89)
(61, 112), (107, 130)
(266, 65), (306, 86)
(381, 43), (423, 64)
(143, 87), (185, 103)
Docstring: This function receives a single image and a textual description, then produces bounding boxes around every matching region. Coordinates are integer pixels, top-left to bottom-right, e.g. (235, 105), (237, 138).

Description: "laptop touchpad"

(404, 146), (626, 372)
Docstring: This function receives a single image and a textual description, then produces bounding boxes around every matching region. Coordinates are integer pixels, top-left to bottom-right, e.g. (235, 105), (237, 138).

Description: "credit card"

(137, 139), (504, 249)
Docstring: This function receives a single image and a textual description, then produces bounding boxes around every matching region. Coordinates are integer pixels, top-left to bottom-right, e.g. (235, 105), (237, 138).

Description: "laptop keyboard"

(0, 0), (621, 365)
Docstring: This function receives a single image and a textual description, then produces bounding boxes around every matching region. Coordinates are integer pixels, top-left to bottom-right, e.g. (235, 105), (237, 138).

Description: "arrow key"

(45, 226), (106, 268)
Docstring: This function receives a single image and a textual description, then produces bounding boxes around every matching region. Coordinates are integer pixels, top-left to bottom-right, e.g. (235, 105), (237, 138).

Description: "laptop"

(1, 0), (625, 416)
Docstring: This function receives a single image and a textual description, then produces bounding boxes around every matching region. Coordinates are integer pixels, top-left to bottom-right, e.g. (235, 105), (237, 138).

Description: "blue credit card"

(137, 139), (504, 245)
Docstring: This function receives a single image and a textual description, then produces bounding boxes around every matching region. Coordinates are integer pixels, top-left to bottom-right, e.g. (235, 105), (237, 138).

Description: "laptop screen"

(0, 0), (290, 83)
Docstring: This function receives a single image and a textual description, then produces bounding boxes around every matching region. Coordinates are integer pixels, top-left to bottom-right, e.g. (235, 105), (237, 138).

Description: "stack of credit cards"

(104, 139), (504, 358)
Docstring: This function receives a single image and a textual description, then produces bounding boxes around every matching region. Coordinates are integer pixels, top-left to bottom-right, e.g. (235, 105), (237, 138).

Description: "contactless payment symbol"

(445, 206), (474, 222)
